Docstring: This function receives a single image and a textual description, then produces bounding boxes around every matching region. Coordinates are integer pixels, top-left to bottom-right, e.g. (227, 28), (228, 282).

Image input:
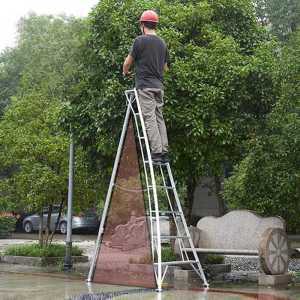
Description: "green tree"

(0, 48), (24, 117)
(0, 14), (101, 245)
(0, 93), (98, 244)
(224, 30), (300, 233)
(64, 0), (278, 220)
(253, 0), (300, 40)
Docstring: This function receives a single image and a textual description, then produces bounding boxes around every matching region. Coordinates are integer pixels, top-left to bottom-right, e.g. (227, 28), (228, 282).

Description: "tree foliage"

(0, 48), (24, 117)
(224, 30), (300, 233)
(64, 0), (278, 217)
(254, 0), (300, 40)
(0, 14), (101, 243)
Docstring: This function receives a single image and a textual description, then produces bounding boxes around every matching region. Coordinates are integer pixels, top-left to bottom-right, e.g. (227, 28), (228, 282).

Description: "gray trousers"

(138, 88), (168, 154)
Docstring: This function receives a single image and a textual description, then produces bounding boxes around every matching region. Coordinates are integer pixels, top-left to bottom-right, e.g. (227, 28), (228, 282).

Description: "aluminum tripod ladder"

(88, 88), (208, 291)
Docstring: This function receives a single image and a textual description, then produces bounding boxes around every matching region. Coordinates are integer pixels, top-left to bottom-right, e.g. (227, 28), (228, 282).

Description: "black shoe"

(151, 153), (162, 164)
(162, 152), (169, 163)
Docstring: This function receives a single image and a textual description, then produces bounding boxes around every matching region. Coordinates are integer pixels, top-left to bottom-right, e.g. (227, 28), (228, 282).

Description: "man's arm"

(123, 54), (134, 76)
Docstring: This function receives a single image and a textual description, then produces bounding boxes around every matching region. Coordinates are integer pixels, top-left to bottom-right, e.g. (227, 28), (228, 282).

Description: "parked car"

(22, 206), (100, 234)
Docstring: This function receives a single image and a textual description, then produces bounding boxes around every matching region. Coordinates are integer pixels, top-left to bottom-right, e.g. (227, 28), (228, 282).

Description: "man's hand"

(123, 55), (134, 76)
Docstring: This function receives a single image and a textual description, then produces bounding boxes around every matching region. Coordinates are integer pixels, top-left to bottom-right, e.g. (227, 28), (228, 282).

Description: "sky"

(0, 0), (99, 52)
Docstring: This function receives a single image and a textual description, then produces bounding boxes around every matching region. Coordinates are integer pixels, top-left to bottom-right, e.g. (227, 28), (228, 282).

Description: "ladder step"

(144, 160), (169, 165)
(154, 260), (197, 266)
(148, 185), (173, 190)
(150, 210), (182, 216)
(154, 235), (190, 239)
(153, 162), (169, 165)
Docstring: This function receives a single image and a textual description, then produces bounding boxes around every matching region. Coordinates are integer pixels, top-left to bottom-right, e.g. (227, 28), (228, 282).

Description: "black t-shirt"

(130, 35), (168, 90)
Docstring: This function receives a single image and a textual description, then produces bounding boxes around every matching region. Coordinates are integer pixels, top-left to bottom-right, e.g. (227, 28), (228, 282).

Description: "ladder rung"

(154, 235), (190, 239)
(158, 185), (173, 190)
(148, 185), (173, 190)
(144, 160), (169, 166)
(150, 210), (182, 216)
(153, 162), (169, 165)
(154, 260), (197, 266)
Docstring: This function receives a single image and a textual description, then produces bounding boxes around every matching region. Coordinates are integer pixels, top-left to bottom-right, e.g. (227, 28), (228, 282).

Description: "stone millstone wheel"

(259, 228), (289, 275)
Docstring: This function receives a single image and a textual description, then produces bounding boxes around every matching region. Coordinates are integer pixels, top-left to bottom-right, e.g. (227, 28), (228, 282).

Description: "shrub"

(205, 254), (225, 265)
(4, 243), (83, 257)
(0, 216), (16, 238)
(161, 246), (177, 262)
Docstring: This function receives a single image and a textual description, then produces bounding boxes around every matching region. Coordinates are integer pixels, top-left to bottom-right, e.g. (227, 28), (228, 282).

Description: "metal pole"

(64, 135), (74, 271)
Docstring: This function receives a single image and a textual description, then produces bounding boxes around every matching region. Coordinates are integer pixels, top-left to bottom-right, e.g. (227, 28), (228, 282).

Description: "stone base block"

(258, 273), (292, 287)
(207, 264), (231, 276)
(174, 269), (201, 289)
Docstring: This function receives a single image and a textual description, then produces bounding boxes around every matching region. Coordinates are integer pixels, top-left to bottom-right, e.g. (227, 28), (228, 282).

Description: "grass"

(129, 246), (177, 264)
(4, 243), (83, 257)
(161, 246), (177, 262)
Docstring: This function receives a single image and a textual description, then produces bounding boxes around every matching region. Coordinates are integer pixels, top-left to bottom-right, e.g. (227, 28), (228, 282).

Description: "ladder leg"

(87, 104), (131, 282)
(133, 88), (163, 292)
(125, 89), (162, 291)
(158, 165), (186, 261)
(126, 90), (156, 261)
(164, 163), (209, 287)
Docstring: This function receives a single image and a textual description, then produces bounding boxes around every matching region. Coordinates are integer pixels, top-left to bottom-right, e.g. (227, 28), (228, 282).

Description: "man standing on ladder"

(123, 10), (169, 164)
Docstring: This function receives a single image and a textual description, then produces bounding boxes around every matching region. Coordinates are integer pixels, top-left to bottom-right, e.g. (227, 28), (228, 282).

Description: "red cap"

(139, 10), (159, 23)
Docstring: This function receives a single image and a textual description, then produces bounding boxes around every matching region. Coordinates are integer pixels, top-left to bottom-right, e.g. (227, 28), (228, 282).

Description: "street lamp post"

(64, 135), (74, 271)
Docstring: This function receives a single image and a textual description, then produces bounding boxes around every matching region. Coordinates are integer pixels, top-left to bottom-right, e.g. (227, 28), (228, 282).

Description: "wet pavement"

(0, 264), (299, 300)
(0, 234), (299, 299)
(0, 271), (136, 300)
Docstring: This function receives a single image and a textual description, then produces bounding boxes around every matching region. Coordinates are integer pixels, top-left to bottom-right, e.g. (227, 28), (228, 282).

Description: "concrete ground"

(0, 234), (300, 299)
(0, 267), (137, 300)
(0, 265), (299, 300)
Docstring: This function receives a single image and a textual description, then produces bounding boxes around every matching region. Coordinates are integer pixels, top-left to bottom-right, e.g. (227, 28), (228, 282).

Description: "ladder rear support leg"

(165, 163), (209, 287)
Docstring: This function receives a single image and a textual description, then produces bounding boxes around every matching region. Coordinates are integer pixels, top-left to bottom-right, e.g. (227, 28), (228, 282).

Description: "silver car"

(22, 206), (100, 234)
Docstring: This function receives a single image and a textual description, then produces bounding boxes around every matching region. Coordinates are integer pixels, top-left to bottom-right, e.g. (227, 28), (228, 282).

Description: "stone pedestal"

(206, 264), (231, 276)
(258, 273), (292, 287)
(174, 269), (201, 289)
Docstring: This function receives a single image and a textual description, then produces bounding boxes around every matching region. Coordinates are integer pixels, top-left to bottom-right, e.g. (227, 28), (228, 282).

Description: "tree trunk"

(38, 209), (44, 247)
(214, 176), (225, 216)
(49, 199), (64, 245)
(45, 204), (53, 246)
(185, 177), (196, 225)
